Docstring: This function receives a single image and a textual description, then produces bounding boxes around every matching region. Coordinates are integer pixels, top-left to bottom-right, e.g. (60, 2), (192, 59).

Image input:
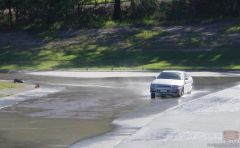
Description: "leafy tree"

(1, 0), (240, 30)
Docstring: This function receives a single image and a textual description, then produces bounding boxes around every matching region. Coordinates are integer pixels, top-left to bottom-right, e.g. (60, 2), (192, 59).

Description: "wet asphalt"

(0, 72), (240, 148)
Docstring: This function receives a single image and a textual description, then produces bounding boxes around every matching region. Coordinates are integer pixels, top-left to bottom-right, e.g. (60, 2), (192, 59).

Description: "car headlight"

(172, 85), (182, 89)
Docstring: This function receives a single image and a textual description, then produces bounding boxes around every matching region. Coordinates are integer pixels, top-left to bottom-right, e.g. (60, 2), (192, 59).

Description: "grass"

(0, 82), (20, 90)
(0, 22), (240, 71)
(225, 24), (240, 33)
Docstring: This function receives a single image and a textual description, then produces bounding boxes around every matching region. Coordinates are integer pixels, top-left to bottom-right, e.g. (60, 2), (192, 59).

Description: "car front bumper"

(150, 88), (182, 97)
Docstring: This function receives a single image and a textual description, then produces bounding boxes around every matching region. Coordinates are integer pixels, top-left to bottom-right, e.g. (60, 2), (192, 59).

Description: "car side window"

(184, 73), (189, 80)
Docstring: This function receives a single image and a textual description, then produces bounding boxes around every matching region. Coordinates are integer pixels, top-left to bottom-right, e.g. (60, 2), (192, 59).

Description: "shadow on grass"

(55, 48), (240, 69)
(0, 23), (240, 70)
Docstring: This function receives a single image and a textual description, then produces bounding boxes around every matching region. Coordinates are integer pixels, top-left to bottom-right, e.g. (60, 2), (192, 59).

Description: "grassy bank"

(0, 22), (240, 70)
(0, 81), (19, 90)
(0, 81), (33, 98)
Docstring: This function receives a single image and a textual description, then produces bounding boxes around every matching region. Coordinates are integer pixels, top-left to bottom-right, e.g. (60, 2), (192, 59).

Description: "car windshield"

(157, 72), (182, 80)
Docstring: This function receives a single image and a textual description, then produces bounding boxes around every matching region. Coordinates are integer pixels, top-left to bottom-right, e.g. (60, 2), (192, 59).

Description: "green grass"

(225, 24), (240, 33)
(1, 24), (240, 71)
(0, 82), (20, 90)
(135, 30), (161, 39)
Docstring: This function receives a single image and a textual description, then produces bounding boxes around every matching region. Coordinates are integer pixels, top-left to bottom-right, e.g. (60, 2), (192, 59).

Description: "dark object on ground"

(35, 84), (40, 88)
(13, 79), (24, 83)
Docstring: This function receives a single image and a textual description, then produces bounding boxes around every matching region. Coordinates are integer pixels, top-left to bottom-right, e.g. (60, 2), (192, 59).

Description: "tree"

(112, 0), (121, 20)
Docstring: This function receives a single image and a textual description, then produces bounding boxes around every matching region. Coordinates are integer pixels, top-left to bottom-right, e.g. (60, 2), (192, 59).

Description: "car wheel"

(177, 88), (184, 98)
(151, 93), (155, 99)
(181, 88), (184, 96)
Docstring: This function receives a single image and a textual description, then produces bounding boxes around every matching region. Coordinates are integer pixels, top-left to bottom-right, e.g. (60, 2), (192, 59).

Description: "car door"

(184, 73), (192, 93)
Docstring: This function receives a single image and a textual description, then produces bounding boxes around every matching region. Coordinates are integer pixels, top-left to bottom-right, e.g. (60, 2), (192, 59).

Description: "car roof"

(162, 70), (185, 74)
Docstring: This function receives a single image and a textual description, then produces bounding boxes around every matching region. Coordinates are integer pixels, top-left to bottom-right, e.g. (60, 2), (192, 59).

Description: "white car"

(150, 70), (193, 98)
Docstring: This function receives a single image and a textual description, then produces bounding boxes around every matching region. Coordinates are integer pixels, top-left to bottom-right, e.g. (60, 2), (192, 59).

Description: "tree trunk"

(190, 0), (196, 17)
(130, 0), (135, 7)
(113, 0), (121, 20)
(77, 3), (80, 16)
(8, 0), (13, 29)
(14, 8), (19, 25)
(94, 0), (97, 8)
(232, 0), (240, 16)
